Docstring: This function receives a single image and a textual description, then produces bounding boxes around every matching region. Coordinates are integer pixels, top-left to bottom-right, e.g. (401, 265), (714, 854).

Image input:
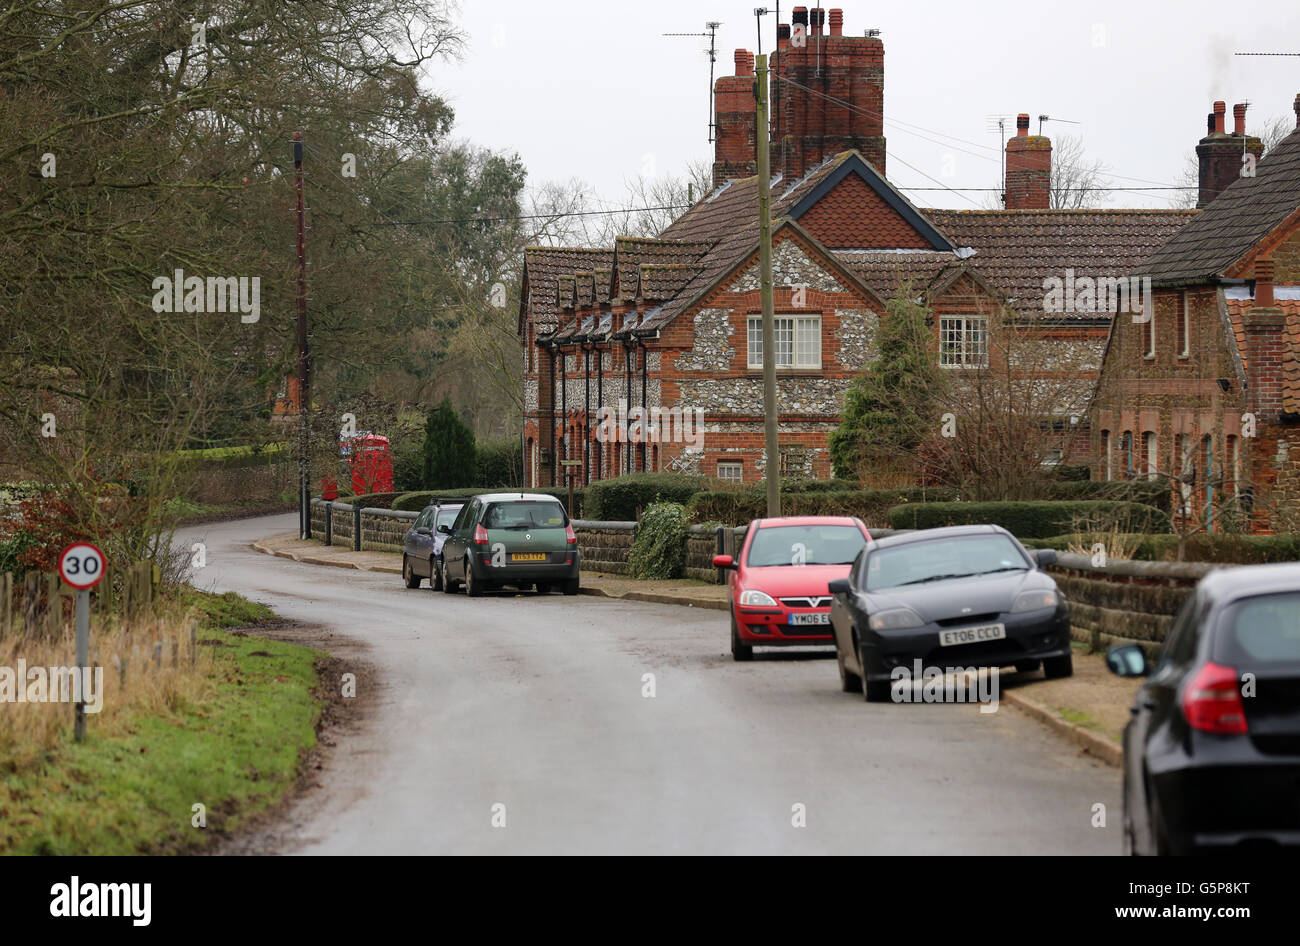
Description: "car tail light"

(474, 524), (489, 545)
(565, 524), (577, 544)
(1182, 662), (1248, 735)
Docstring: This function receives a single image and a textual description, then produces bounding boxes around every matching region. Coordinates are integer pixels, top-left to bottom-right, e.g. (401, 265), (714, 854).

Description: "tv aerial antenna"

(663, 22), (723, 142)
(986, 114), (1011, 202)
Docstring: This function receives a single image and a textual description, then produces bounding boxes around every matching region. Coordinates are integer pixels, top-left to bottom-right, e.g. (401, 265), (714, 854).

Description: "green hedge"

(1050, 464), (1091, 482)
(391, 486), (586, 517)
(628, 502), (689, 579)
(346, 492), (401, 509)
(687, 487), (959, 526)
(1025, 533), (1300, 564)
(170, 443), (288, 471)
(1040, 478), (1170, 512)
(886, 500), (1172, 539)
(585, 473), (708, 521)
(475, 438), (524, 489)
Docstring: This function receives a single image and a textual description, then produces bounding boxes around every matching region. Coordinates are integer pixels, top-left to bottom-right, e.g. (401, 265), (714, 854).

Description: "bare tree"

(1050, 135), (1110, 209)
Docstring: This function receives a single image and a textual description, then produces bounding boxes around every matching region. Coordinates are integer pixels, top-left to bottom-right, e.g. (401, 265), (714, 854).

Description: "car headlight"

(739, 589), (778, 607)
(868, 607), (925, 631)
(1010, 589), (1060, 613)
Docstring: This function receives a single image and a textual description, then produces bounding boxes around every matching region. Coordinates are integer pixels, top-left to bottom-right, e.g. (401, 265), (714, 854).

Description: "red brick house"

(519, 8), (1193, 489)
(1090, 96), (1300, 533)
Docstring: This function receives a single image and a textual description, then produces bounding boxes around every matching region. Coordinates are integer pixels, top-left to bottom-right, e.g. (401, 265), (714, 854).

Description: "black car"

(1107, 562), (1300, 855)
(401, 500), (464, 590)
(828, 525), (1070, 701)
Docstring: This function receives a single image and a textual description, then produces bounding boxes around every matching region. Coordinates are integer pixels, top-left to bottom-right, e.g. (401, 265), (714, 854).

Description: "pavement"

(254, 529), (1136, 767)
(178, 513), (1124, 854)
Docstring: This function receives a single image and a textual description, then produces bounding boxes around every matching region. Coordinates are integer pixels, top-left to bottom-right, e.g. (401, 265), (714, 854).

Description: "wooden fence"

(0, 560), (159, 639)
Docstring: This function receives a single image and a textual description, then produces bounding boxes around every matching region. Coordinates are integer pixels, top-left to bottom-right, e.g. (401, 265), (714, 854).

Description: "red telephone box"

(348, 434), (393, 494)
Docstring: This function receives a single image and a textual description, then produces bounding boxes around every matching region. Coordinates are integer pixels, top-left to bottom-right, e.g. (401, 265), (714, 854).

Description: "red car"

(713, 516), (873, 661)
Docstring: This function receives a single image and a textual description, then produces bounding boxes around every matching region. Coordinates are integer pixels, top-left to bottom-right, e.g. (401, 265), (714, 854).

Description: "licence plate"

(938, 623), (1006, 647)
(790, 612), (831, 626)
(510, 553), (547, 562)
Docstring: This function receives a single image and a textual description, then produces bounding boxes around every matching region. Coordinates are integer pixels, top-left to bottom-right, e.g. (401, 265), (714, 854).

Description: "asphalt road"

(183, 513), (1122, 855)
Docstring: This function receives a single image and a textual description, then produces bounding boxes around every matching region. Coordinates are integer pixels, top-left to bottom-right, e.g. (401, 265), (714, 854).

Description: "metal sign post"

(58, 543), (106, 743)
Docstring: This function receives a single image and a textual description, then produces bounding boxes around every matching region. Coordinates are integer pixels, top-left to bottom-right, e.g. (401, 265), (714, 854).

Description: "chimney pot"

(829, 9), (844, 35)
(1233, 103), (1247, 135)
(1207, 112), (1216, 134)
(1016, 113), (1030, 136)
(734, 48), (752, 76)
(1255, 258), (1275, 308)
(810, 8), (825, 34)
(1294, 92), (1300, 129)
(1213, 101), (1226, 134)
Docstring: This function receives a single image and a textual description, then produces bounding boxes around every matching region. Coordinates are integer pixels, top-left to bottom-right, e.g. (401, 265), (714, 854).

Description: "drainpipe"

(548, 346), (557, 487)
(623, 340), (632, 474)
(639, 338), (648, 472)
(584, 343), (591, 486)
(596, 343), (604, 480)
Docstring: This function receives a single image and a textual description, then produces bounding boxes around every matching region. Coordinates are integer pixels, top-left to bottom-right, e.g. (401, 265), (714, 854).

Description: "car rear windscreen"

(746, 525), (866, 567)
(1218, 592), (1300, 664)
(482, 501), (567, 529)
(864, 534), (1028, 592)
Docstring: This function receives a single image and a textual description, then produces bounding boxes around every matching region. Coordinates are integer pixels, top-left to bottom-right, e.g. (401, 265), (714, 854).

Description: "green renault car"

(439, 493), (581, 597)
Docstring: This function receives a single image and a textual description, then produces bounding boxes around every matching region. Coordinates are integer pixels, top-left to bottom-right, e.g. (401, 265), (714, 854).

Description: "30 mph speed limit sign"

(59, 543), (106, 590)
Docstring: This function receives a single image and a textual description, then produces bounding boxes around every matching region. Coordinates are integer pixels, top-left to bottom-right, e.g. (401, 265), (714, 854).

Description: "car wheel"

(535, 582), (552, 594)
(441, 560), (459, 594)
(838, 649), (862, 693)
(1014, 660), (1040, 674)
(859, 640), (890, 702)
(465, 559), (485, 597)
(730, 611), (753, 662)
(430, 557), (443, 591)
(402, 555), (421, 589)
(1043, 653), (1074, 679)
(562, 577), (580, 596)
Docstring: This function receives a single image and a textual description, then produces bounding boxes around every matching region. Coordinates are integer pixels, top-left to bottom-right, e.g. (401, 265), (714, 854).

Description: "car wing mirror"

(827, 578), (851, 596)
(1105, 643), (1149, 678)
(1034, 548), (1057, 568)
(712, 554), (736, 569)
(437, 524), (451, 534)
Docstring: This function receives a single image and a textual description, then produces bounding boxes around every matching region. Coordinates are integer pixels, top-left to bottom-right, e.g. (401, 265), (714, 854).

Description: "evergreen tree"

(829, 291), (950, 481)
(421, 399), (477, 488)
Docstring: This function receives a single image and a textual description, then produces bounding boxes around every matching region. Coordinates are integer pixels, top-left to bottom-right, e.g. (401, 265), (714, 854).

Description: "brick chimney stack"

(1004, 113), (1052, 210)
(769, 8), (886, 180)
(712, 49), (759, 187)
(1294, 92), (1300, 129)
(1245, 257), (1285, 422)
(1196, 100), (1264, 207)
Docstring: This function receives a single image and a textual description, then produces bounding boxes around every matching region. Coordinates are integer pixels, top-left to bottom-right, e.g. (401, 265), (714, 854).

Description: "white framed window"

(939, 316), (989, 368)
(1228, 434), (1240, 498)
(1143, 431), (1157, 480)
(717, 461), (743, 483)
(747, 315), (821, 369)
(1178, 434), (1194, 512)
(1143, 305), (1156, 359)
(1102, 430), (1113, 481)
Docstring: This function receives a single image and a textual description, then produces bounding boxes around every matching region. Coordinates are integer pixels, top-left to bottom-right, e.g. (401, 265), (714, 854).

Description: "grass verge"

(0, 587), (322, 855)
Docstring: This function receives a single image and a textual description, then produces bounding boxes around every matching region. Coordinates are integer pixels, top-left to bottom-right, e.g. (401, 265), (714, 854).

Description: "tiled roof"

(834, 251), (964, 301)
(612, 237), (712, 300)
(1138, 127), (1300, 286)
(927, 209), (1198, 316)
(639, 263), (700, 301)
(522, 246), (613, 328)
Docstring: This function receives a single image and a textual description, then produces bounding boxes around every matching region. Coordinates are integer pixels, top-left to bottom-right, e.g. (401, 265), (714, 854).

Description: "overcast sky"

(439, 0), (1300, 211)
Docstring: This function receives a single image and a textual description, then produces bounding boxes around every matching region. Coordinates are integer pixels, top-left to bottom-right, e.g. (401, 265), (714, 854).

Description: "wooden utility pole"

(755, 54), (781, 517)
(293, 132), (311, 539)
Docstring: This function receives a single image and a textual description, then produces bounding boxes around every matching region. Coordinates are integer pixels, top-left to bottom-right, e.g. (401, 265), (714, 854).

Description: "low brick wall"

(572, 520), (637, 575)
(1046, 553), (1215, 656)
(190, 459), (293, 505)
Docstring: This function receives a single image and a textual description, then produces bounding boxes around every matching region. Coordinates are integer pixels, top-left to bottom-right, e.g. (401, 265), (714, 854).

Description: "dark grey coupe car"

(828, 524), (1071, 701)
